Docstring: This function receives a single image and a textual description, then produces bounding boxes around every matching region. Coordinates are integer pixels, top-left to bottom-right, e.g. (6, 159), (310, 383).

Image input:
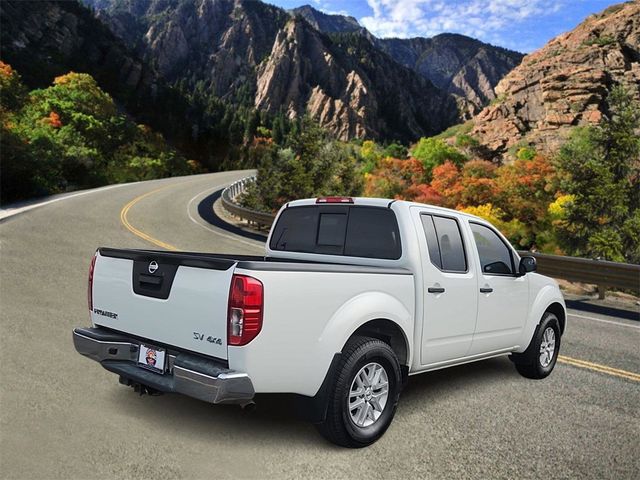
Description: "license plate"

(137, 344), (166, 374)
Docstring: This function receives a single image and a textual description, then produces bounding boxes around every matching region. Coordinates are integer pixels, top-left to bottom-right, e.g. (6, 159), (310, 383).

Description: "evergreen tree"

(556, 86), (640, 262)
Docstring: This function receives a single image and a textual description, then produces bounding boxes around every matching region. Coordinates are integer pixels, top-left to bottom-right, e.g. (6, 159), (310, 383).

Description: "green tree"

(411, 137), (467, 180)
(556, 86), (640, 262)
(383, 142), (408, 159)
(241, 117), (363, 212)
(360, 140), (384, 174)
(244, 109), (259, 142)
(1, 65), (196, 203)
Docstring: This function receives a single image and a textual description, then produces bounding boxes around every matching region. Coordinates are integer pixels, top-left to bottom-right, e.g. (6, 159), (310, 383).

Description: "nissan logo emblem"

(148, 261), (159, 274)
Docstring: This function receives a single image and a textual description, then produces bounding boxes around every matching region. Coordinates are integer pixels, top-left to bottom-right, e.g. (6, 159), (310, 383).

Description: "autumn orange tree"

(364, 135), (562, 250)
(364, 156), (426, 199)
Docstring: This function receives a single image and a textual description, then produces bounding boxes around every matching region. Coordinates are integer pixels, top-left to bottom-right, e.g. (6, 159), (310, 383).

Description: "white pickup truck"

(73, 196), (566, 447)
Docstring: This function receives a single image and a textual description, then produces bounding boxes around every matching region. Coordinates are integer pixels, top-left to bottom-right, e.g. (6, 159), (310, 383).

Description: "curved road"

(1, 171), (638, 479)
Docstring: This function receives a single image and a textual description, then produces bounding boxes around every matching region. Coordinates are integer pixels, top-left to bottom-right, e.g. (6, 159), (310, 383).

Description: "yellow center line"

(558, 355), (640, 382)
(120, 184), (180, 251)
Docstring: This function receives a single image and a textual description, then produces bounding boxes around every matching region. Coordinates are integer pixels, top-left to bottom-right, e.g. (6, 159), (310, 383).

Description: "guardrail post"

(597, 285), (606, 300)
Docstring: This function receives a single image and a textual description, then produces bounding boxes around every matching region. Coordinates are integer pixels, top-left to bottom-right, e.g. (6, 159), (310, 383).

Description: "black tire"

(315, 336), (402, 448)
(511, 312), (561, 379)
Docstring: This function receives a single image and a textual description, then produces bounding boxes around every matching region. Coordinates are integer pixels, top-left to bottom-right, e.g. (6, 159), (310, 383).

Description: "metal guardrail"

(518, 251), (640, 297)
(221, 176), (276, 228)
(221, 176), (640, 295)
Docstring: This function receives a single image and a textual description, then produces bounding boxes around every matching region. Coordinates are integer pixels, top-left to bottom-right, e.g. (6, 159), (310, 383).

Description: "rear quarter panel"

(228, 268), (415, 396)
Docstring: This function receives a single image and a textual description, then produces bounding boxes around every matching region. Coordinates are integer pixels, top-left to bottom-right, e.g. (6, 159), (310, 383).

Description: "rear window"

(270, 205), (402, 260)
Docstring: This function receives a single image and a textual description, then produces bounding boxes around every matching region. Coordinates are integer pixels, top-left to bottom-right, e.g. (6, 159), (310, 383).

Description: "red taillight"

(316, 197), (353, 204)
(88, 254), (97, 314)
(228, 274), (264, 346)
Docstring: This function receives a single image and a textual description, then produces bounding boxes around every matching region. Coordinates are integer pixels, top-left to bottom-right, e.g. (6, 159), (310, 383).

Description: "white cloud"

(360, 0), (568, 50)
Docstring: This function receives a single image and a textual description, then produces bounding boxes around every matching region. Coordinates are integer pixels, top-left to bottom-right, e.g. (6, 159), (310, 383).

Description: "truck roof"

(286, 197), (485, 222)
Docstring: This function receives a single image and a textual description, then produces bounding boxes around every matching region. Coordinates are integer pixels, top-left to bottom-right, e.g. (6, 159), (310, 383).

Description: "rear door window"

(421, 214), (467, 272)
(270, 206), (401, 259)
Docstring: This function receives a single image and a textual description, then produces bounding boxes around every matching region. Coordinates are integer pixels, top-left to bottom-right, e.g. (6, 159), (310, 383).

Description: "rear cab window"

(270, 205), (402, 260)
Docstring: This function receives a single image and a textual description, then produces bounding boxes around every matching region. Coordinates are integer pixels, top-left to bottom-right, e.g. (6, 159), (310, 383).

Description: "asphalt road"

(1, 171), (639, 479)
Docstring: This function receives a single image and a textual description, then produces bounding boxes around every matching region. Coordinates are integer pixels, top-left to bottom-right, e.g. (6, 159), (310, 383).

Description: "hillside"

(378, 34), (523, 116)
(0, 0), (212, 164)
(292, 5), (523, 115)
(469, 1), (640, 159)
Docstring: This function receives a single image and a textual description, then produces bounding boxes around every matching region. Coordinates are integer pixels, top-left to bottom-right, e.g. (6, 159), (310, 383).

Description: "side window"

(470, 222), (514, 275)
(420, 214), (467, 272)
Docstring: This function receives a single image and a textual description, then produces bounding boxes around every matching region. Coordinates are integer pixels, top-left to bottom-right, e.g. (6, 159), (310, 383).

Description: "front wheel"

(316, 336), (402, 448)
(511, 312), (561, 379)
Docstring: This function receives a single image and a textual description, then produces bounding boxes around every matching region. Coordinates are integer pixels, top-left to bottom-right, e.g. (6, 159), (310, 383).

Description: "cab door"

(466, 221), (529, 355)
(414, 210), (479, 365)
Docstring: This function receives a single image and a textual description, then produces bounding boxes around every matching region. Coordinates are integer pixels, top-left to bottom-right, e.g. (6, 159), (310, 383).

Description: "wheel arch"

(350, 318), (410, 367)
(545, 301), (566, 334)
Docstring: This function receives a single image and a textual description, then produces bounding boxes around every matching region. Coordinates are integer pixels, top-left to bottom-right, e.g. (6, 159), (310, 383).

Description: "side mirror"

(518, 256), (537, 275)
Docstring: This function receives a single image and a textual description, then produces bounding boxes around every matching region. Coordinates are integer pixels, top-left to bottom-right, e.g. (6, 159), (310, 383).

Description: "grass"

(583, 36), (616, 47)
(434, 120), (474, 140)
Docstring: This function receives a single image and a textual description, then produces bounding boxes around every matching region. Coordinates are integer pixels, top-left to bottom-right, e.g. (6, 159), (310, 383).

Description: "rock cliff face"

(469, 2), (640, 159)
(255, 18), (457, 141)
(85, 0), (289, 99)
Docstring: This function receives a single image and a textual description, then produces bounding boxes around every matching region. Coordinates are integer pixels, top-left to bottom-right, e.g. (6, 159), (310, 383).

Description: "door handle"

(428, 287), (446, 294)
(480, 287), (493, 293)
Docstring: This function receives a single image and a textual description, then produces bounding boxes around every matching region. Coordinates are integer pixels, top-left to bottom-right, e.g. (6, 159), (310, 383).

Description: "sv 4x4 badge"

(193, 332), (222, 345)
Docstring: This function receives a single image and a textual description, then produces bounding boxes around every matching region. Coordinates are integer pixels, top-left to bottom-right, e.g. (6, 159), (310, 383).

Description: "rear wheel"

(511, 312), (561, 379)
(316, 336), (402, 448)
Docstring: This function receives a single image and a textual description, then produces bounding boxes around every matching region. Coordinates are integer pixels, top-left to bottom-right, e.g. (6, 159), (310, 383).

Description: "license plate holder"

(137, 343), (166, 374)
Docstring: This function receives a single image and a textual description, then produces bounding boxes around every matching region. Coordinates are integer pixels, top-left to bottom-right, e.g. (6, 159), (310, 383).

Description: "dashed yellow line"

(120, 184), (179, 251)
(558, 355), (640, 382)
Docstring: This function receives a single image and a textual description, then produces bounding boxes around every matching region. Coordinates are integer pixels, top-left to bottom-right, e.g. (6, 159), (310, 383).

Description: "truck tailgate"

(90, 249), (236, 360)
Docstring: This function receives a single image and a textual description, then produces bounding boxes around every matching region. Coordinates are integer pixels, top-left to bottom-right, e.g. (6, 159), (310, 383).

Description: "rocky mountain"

(469, 1), (640, 159)
(377, 35), (523, 116)
(83, 0), (458, 141)
(3, 0), (524, 144)
(255, 18), (457, 140)
(291, 5), (362, 34)
(291, 5), (523, 115)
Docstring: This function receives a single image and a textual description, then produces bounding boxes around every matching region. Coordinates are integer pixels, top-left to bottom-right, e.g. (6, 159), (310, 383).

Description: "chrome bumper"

(72, 328), (254, 404)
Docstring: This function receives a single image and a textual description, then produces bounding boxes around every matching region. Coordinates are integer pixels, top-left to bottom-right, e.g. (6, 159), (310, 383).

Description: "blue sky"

(268, 0), (620, 52)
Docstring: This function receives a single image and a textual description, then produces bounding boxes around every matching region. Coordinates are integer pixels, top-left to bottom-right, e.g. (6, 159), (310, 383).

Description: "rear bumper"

(72, 327), (254, 404)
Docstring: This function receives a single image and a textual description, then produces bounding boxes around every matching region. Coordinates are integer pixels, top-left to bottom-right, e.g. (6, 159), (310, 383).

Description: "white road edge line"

(0, 183), (134, 221)
(568, 312), (640, 330)
(186, 184), (265, 250)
